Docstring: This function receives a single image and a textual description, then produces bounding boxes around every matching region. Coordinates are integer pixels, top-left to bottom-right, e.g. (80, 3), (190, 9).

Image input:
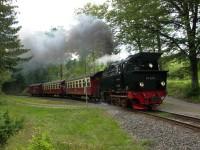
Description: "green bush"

(167, 80), (200, 102)
(0, 111), (24, 145)
(28, 130), (55, 150)
(0, 97), (7, 106)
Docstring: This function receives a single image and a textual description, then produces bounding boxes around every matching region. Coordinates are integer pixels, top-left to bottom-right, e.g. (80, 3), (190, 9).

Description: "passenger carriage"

(42, 80), (65, 96)
(28, 83), (43, 96)
(65, 71), (103, 100)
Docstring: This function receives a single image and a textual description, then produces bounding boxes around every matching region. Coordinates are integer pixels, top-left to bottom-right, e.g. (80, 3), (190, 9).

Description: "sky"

(15, 0), (131, 63)
(15, 0), (104, 35)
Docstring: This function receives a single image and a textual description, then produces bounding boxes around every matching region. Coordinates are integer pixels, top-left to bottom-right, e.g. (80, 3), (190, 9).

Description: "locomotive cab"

(123, 52), (161, 71)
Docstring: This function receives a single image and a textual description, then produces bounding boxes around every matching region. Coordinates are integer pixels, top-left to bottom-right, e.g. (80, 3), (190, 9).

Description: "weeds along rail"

(134, 110), (200, 132)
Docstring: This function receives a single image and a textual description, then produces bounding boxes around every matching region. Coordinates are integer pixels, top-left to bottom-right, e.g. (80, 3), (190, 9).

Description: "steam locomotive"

(28, 52), (167, 110)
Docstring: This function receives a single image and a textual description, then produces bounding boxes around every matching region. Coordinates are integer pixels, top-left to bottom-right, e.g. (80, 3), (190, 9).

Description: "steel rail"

(134, 110), (200, 132)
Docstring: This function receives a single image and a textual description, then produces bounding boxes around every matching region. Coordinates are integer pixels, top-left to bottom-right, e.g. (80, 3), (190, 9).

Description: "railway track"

(135, 110), (200, 132)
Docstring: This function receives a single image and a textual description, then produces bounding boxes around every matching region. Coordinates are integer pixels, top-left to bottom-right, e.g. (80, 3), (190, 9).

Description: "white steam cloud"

(96, 49), (133, 64)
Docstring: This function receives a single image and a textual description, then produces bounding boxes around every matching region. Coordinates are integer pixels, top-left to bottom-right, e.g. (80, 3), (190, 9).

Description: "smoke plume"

(21, 28), (71, 71)
(66, 15), (114, 57)
(21, 15), (115, 71)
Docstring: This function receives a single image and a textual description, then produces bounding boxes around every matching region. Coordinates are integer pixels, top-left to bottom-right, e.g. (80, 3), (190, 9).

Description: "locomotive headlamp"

(149, 63), (153, 68)
(161, 81), (166, 86)
(139, 82), (144, 87)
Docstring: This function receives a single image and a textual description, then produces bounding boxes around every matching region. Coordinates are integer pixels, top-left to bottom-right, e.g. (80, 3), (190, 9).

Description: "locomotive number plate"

(146, 76), (156, 80)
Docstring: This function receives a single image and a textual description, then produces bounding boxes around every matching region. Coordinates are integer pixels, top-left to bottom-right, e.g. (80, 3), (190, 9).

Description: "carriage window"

(73, 81), (75, 88)
(83, 79), (86, 87)
(79, 80), (82, 88)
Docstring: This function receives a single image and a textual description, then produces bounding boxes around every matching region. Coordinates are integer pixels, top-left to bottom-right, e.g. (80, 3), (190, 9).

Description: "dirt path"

(158, 96), (200, 118)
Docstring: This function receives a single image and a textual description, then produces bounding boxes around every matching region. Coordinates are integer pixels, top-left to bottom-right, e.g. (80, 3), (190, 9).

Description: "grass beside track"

(167, 80), (200, 103)
(0, 95), (145, 150)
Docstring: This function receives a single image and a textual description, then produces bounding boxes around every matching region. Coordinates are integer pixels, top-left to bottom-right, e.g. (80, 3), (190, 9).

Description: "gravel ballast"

(100, 103), (200, 150)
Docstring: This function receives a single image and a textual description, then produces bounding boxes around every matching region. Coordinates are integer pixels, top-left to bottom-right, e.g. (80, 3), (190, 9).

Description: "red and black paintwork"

(100, 52), (168, 110)
(127, 90), (166, 110)
(28, 52), (168, 110)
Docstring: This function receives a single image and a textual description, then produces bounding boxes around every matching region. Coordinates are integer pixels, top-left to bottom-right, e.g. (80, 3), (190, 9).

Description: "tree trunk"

(189, 56), (199, 92)
(136, 37), (143, 52)
(156, 32), (162, 70)
(157, 32), (161, 53)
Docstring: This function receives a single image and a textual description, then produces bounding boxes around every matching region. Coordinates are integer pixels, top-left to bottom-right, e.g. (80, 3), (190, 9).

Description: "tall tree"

(0, 0), (28, 90)
(78, 0), (200, 93)
(76, 1), (167, 52)
(158, 0), (200, 92)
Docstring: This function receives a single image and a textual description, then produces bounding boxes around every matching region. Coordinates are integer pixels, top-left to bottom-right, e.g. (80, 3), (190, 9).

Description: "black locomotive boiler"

(100, 52), (167, 110)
